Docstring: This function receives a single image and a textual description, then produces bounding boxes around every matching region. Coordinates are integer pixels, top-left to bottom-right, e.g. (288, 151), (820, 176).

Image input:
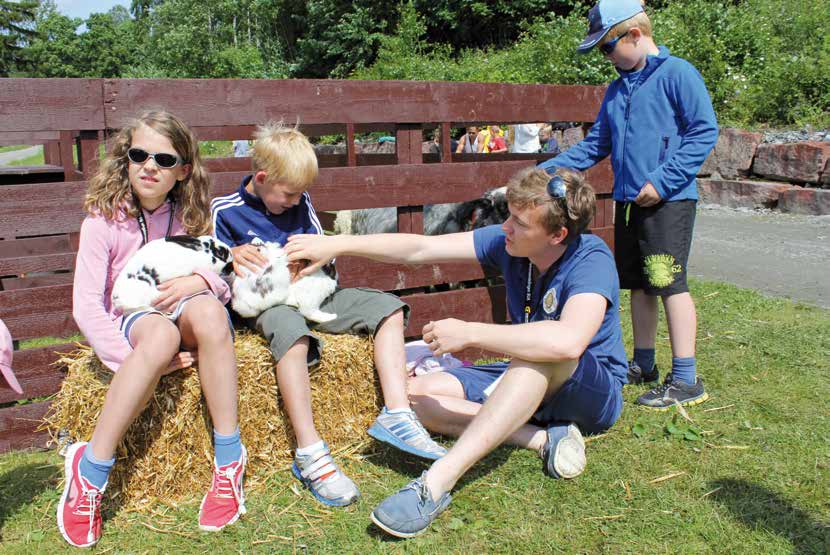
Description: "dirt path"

(0, 146), (41, 165)
(690, 205), (830, 308)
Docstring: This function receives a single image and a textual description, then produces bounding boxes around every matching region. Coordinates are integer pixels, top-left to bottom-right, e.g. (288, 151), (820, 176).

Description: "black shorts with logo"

(614, 200), (696, 296)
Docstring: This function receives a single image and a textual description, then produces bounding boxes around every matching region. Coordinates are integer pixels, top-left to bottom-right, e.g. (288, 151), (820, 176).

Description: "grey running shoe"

(292, 442), (359, 507)
(370, 471), (452, 538)
(368, 407), (447, 460)
(636, 372), (708, 410)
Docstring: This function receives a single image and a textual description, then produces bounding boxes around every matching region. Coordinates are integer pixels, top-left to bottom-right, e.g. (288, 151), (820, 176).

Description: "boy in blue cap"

(539, 0), (718, 409)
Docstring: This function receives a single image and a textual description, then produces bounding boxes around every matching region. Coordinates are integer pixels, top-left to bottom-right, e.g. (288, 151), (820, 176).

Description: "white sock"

(296, 439), (326, 457)
(385, 406), (413, 415)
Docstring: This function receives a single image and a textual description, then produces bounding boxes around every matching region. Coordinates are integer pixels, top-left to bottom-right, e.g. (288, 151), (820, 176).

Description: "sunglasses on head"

(547, 175), (567, 201)
(599, 30), (629, 55)
(127, 148), (181, 169)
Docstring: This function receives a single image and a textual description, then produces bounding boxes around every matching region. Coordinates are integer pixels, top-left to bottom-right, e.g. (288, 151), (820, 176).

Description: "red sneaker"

(198, 445), (247, 531)
(56, 442), (105, 547)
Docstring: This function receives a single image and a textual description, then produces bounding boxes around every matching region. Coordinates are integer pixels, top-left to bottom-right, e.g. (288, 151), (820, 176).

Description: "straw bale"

(42, 331), (381, 511)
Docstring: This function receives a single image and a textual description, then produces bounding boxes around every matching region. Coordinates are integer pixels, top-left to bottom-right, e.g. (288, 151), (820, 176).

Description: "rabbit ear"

(165, 235), (204, 251)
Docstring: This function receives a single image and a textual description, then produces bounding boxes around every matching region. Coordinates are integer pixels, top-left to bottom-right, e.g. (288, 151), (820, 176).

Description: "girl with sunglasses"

(59, 111), (245, 547)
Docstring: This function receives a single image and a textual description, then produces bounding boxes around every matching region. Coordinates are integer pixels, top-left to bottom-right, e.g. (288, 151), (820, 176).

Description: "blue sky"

(54, 0), (131, 20)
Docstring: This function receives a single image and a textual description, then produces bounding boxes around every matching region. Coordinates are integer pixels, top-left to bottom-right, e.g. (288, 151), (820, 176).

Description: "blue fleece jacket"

(539, 46), (718, 202)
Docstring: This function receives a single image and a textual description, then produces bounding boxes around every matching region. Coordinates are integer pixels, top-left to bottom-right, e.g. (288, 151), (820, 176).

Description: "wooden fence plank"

(401, 285), (507, 337)
(104, 80), (605, 128)
(0, 401), (52, 452)
(0, 284), (76, 341)
(0, 79), (105, 132)
(0, 343), (77, 404)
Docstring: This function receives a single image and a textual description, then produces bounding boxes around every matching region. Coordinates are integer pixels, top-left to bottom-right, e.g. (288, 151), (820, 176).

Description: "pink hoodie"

(0, 318), (22, 394)
(72, 200), (230, 372)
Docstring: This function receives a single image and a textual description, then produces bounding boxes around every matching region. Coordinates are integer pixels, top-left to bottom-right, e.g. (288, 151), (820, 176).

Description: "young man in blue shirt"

(539, 0), (718, 409)
(286, 167), (627, 538)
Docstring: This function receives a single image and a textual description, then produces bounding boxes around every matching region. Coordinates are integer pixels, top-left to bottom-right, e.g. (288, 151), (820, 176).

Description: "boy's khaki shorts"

(246, 287), (409, 366)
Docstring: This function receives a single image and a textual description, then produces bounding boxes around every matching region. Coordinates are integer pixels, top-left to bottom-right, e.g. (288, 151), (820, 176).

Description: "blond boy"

(211, 123), (446, 507)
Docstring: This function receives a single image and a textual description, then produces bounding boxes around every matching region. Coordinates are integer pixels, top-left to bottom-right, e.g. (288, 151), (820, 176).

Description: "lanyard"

(135, 195), (176, 246)
(523, 257), (563, 324)
(524, 260), (533, 324)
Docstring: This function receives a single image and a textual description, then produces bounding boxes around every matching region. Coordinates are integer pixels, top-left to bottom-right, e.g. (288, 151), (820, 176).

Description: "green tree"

(0, 0), (38, 76)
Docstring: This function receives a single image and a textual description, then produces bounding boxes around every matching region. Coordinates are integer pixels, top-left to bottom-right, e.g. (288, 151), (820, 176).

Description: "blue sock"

(214, 428), (242, 467)
(633, 348), (656, 373)
(79, 445), (114, 490)
(671, 356), (696, 385)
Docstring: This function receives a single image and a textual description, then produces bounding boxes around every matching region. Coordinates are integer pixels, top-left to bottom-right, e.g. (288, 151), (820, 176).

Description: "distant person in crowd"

(540, 125), (561, 155)
(480, 125), (507, 154)
(455, 126), (480, 154)
(233, 139), (250, 157)
(429, 129), (458, 159)
(510, 123), (545, 153)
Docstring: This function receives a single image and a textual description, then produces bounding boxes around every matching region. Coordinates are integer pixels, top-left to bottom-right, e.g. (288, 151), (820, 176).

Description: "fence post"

(395, 124), (424, 234)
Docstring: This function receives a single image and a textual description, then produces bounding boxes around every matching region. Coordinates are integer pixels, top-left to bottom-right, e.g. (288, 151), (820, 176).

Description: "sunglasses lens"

(154, 153), (179, 168)
(127, 148), (149, 164)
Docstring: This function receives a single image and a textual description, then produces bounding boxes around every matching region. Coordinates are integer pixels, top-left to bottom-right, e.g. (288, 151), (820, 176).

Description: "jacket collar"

(239, 175), (267, 213)
(616, 44), (670, 82)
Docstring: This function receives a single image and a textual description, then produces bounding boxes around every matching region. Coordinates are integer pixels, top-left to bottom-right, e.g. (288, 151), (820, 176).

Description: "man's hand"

(153, 275), (208, 313)
(422, 318), (473, 356)
(231, 243), (268, 277)
(285, 234), (338, 278)
(634, 182), (662, 207)
(164, 351), (197, 374)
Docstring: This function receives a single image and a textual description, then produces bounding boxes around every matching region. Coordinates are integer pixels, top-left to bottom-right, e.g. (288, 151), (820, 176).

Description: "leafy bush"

(357, 0), (830, 128)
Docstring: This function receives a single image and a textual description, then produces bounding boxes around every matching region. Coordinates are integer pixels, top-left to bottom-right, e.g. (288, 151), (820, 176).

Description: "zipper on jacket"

(658, 136), (669, 164)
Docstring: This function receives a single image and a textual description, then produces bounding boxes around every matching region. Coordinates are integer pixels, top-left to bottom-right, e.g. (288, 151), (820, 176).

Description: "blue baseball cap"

(577, 0), (644, 54)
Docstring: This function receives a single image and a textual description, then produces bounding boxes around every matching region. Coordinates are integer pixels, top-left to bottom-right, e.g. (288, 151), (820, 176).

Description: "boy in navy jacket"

(539, 0), (718, 409)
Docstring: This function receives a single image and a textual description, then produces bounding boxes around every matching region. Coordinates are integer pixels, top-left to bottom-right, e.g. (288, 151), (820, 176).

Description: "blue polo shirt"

(473, 225), (627, 385)
(210, 175), (323, 248)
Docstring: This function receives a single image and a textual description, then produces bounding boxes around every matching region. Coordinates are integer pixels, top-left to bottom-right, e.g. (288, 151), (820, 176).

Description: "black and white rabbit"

(111, 235), (234, 315)
(231, 239), (337, 323)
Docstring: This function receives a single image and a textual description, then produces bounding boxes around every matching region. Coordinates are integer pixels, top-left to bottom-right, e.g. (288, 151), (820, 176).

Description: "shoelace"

(74, 486), (102, 539)
(212, 465), (241, 503)
(651, 375), (677, 396)
(404, 478), (431, 508)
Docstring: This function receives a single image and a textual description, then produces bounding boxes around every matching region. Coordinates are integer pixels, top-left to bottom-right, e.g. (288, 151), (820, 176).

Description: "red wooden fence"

(0, 78), (612, 452)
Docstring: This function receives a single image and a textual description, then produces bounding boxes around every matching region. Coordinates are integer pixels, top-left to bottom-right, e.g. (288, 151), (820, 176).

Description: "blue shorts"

(120, 292), (234, 348)
(445, 350), (623, 435)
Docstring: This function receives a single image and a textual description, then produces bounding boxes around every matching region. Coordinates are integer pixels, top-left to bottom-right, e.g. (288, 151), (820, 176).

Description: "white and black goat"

(111, 235), (234, 315)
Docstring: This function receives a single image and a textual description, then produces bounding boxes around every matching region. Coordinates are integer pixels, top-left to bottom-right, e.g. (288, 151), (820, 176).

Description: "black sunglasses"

(599, 31), (629, 55)
(547, 175), (567, 200)
(127, 148), (181, 169)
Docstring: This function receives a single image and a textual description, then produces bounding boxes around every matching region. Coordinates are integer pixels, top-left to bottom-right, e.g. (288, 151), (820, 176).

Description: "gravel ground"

(690, 204), (830, 308)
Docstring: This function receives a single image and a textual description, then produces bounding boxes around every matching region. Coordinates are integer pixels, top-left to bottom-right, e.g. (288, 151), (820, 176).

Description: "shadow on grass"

(365, 444), (517, 541)
(708, 478), (830, 555)
(0, 462), (59, 539)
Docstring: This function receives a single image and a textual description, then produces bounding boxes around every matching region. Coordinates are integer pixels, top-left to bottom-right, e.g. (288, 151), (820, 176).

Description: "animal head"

(164, 235), (234, 275)
(461, 186), (509, 232)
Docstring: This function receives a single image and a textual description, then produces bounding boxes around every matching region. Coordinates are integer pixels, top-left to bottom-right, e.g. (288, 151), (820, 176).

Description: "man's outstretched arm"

(285, 231), (479, 277)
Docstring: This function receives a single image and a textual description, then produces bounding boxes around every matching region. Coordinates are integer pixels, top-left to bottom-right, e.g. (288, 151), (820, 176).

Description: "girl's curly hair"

(83, 110), (212, 235)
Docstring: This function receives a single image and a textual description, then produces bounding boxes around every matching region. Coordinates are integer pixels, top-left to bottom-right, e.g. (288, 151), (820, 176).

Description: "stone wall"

(697, 128), (830, 215)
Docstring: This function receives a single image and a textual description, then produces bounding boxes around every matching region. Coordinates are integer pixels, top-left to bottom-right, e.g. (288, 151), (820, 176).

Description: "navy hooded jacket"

(539, 46), (718, 202)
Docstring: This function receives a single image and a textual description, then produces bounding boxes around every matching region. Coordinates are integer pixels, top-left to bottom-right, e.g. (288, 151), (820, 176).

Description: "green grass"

(0, 279), (828, 553)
